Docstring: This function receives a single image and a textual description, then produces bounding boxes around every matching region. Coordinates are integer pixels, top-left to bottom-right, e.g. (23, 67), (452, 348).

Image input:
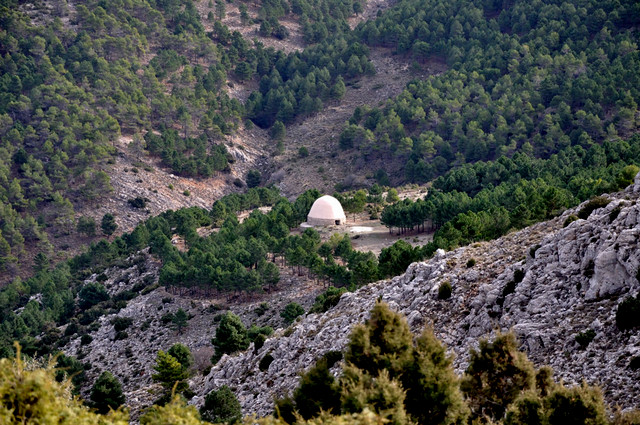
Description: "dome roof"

(307, 195), (346, 224)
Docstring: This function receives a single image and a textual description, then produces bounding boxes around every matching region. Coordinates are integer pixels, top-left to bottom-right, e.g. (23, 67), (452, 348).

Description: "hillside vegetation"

(1, 0), (640, 421)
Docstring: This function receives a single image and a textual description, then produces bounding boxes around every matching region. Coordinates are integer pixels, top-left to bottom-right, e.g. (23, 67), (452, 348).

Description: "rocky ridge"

(195, 177), (640, 415)
(62, 253), (325, 416)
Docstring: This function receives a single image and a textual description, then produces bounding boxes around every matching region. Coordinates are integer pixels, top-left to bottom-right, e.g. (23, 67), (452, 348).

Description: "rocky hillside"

(61, 254), (326, 415)
(195, 176), (640, 415)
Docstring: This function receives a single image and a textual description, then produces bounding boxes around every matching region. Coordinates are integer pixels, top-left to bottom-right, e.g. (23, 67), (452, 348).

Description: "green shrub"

(114, 331), (129, 340)
(254, 302), (269, 316)
(310, 287), (347, 313)
(111, 317), (133, 332)
(438, 281), (452, 299)
(281, 303), (305, 324)
(609, 205), (622, 222)
(466, 258), (476, 268)
(502, 280), (517, 298)
(563, 215), (578, 227)
(616, 295), (640, 331)
(80, 334), (93, 345)
(200, 385), (242, 424)
(322, 351), (342, 368)
(529, 244), (541, 258)
(161, 312), (174, 324)
(127, 197), (149, 209)
(259, 353), (274, 371)
(254, 334), (266, 352)
(575, 329), (596, 349)
(578, 197), (610, 219)
(90, 371), (125, 414)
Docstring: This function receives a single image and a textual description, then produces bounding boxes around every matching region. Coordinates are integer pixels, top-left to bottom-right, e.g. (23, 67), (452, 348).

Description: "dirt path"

(268, 49), (446, 197)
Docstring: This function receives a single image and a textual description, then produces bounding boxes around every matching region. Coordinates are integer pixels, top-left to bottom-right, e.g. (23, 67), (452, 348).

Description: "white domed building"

(306, 195), (346, 226)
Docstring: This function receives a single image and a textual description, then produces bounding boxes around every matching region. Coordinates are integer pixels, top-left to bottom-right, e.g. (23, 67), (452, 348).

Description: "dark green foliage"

(438, 281), (452, 300)
(128, 197), (149, 209)
(578, 197), (611, 220)
(145, 130), (230, 178)
(247, 170), (262, 188)
(270, 121), (286, 140)
(293, 358), (342, 419)
(172, 308), (189, 334)
(530, 245), (541, 259)
(212, 313), (250, 364)
(322, 351), (343, 368)
(616, 295), (640, 331)
(281, 303), (305, 324)
(564, 215), (579, 227)
(502, 280), (517, 299)
(310, 286), (347, 313)
(248, 325), (274, 342)
(114, 331), (129, 341)
(90, 371), (125, 414)
(259, 353), (274, 371)
(33, 253), (49, 273)
(378, 241), (422, 277)
(351, 0), (640, 189)
(545, 385), (607, 425)
(111, 317), (133, 332)
(100, 213), (118, 236)
(254, 302), (270, 316)
(254, 334), (267, 352)
(152, 350), (189, 396)
(616, 165), (640, 189)
(200, 385), (242, 424)
(167, 343), (194, 372)
(55, 353), (87, 393)
(461, 332), (535, 421)
(609, 206), (622, 223)
(78, 283), (109, 310)
(77, 217), (97, 237)
(575, 329), (596, 349)
(466, 259), (475, 268)
(283, 302), (468, 424)
(80, 334), (93, 346)
(298, 146), (309, 157)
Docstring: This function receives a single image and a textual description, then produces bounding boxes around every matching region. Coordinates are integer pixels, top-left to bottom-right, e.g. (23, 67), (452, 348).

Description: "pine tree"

(90, 371), (125, 414)
(280, 303), (304, 324)
(461, 332), (535, 421)
(101, 213), (117, 236)
(211, 313), (250, 364)
(171, 309), (189, 334)
(293, 358), (341, 419)
(152, 351), (189, 395)
(200, 385), (242, 424)
(167, 343), (193, 371)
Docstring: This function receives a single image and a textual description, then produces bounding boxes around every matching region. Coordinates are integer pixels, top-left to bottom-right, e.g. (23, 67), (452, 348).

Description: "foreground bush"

(0, 344), (128, 424)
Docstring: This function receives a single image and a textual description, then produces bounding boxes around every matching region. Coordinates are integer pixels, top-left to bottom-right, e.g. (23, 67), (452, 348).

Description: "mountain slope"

(195, 175), (640, 415)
